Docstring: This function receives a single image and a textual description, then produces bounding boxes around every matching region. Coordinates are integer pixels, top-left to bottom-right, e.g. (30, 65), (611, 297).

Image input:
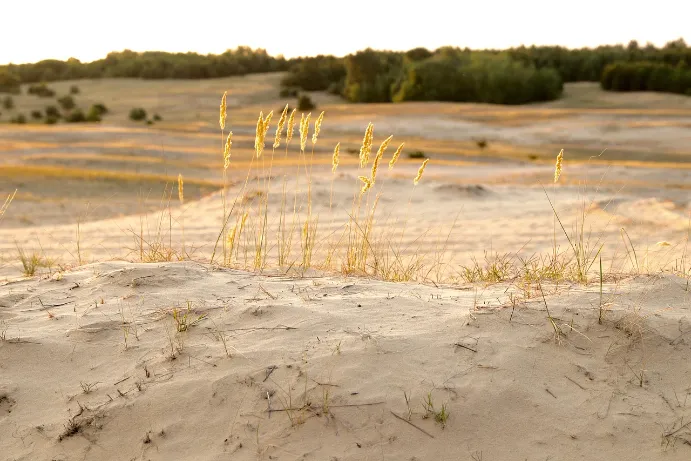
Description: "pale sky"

(3, 0), (690, 64)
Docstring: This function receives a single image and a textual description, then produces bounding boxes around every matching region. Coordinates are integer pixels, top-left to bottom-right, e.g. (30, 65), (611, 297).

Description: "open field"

(1, 73), (690, 460)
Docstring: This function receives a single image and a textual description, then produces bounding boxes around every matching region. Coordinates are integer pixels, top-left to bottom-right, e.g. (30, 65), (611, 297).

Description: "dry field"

(0, 73), (690, 460)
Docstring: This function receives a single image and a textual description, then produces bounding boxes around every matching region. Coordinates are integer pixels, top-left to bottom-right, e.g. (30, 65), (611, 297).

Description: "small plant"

(146, 119), (154, 125)
(434, 403), (449, 428)
(27, 83), (56, 98)
(17, 247), (45, 276)
(476, 139), (488, 149)
(70, 85), (80, 95)
(408, 150), (426, 159)
(1, 96), (14, 110)
(65, 109), (86, 123)
(10, 114), (26, 124)
(44, 116), (58, 125)
(297, 94), (315, 110)
(91, 103), (108, 115)
(85, 106), (102, 122)
(45, 105), (61, 118)
(171, 302), (205, 332)
(80, 381), (98, 394)
(152, 113), (162, 121)
(129, 108), (147, 121)
(57, 95), (76, 111)
(30, 110), (43, 119)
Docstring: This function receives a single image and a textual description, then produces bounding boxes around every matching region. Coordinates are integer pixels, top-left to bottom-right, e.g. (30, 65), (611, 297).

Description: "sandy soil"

(1, 261), (690, 460)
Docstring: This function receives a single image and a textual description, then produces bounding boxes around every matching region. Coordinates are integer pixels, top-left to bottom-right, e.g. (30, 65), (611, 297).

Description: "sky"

(2, 0), (690, 64)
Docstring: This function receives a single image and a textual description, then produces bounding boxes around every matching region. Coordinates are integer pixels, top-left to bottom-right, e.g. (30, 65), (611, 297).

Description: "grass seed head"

(286, 109), (296, 144)
(274, 104), (289, 149)
(389, 143), (404, 170)
(554, 149), (564, 183)
(312, 111), (325, 145)
(254, 112), (265, 158)
(223, 132), (233, 170)
(358, 175), (372, 194)
(332, 142), (340, 173)
(219, 91), (227, 130)
(300, 112), (311, 152)
(371, 135), (392, 184)
(177, 174), (184, 203)
(359, 123), (374, 168)
(414, 158), (429, 186)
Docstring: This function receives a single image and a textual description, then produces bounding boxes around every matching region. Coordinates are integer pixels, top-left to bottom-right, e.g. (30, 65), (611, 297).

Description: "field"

(1, 73), (690, 460)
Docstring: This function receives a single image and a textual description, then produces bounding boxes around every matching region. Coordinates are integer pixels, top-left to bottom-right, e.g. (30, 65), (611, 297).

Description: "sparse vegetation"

(27, 83), (56, 98)
(408, 150), (426, 159)
(30, 110), (42, 120)
(9, 114), (26, 124)
(2, 96), (14, 110)
(65, 109), (86, 123)
(129, 107), (147, 121)
(297, 94), (315, 111)
(57, 95), (76, 111)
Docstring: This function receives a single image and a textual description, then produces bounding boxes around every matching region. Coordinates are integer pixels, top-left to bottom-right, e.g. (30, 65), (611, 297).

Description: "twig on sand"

(390, 411), (435, 439)
(453, 342), (477, 353)
(545, 388), (557, 399)
(564, 375), (587, 390)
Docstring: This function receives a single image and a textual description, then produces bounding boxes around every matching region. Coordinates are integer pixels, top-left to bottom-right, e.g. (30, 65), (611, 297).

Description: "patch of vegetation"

(0, 69), (21, 94)
(408, 150), (426, 159)
(476, 139), (488, 149)
(30, 110), (43, 120)
(152, 113), (162, 121)
(297, 94), (315, 111)
(9, 114), (26, 124)
(601, 61), (691, 95)
(44, 115), (58, 125)
(69, 84), (80, 94)
(65, 109), (86, 123)
(85, 106), (102, 122)
(2, 96), (14, 110)
(129, 108), (147, 121)
(279, 87), (299, 98)
(57, 95), (76, 111)
(27, 83), (56, 98)
(45, 105), (61, 118)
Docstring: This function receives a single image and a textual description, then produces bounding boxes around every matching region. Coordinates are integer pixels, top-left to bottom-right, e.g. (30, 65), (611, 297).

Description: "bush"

(281, 56), (346, 91)
(31, 110), (43, 120)
(85, 106), (102, 122)
(27, 83), (56, 98)
(0, 70), (21, 94)
(2, 96), (14, 110)
(90, 103), (108, 115)
(70, 85), (80, 94)
(327, 81), (344, 96)
(408, 150), (426, 159)
(297, 94), (315, 111)
(129, 107), (147, 121)
(57, 95), (76, 111)
(44, 116), (58, 125)
(10, 114), (27, 124)
(601, 61), (691, 95)
(45, 105), (61, 118)
(279, 87), (299, 98)
(65, 109), (86, 123)
(153, 113), (162, 121)
(146, 119), (154, 125)
(476, 139), (487, 149)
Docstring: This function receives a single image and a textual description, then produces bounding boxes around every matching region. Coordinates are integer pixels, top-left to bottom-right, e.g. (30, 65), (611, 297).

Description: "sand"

(1, 261), (690, 460)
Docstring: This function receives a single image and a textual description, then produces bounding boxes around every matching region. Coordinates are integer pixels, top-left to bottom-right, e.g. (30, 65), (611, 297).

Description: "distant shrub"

(279, 87), (299, 98)
(346, 147), (359, 155)
(30, 110), (43, 119)
(0, 70), (21, 94)
(153, 113), (162, 121)
(601, 61), (691, 95)
(327, 81), (344, 96)
(2, 96), (14, 110)
(44, 115), (58, 125)
(129, 107), (147, 121)
(476, 139), (488, 149)
(297, 94), (315, 111)
(45, 105), (61, 118)
(69, 85), (80, 94)
(57, 95), (76, 111)
(65, 109), (86, 123)
(85, 106), (102, 122)
(146, 119), (154, 125)
(408, 150), (426, 159)
(90, 103), (108, 115)
(10, 114), (27, 124)
(27, 83), (56, 98)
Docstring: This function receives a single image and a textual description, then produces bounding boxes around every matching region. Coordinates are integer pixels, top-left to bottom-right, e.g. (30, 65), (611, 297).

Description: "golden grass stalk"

(0, 190), (16, 222)
(332, 143), (340, 173)
(371, 135), (393, 185)
(299, 112), (311, 152)
(359, 123), (374, 168)
(554, 149), (564, 183)
(177, 174), (184, 203)
(219, 91), (227, 130)
(312, 111), (325, 145)
(389, 143), (404, 170)
(414, 159), (429, 186)
(223, 132), (233, 170)
(286, 109), (296, 144)
(254, 112), (265, 158)
(359, 176), (372, 194)
(274, 104), (289, 149)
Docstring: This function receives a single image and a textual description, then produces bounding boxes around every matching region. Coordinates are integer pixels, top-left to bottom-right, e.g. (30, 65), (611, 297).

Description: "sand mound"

(1, 261), (690, 460)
